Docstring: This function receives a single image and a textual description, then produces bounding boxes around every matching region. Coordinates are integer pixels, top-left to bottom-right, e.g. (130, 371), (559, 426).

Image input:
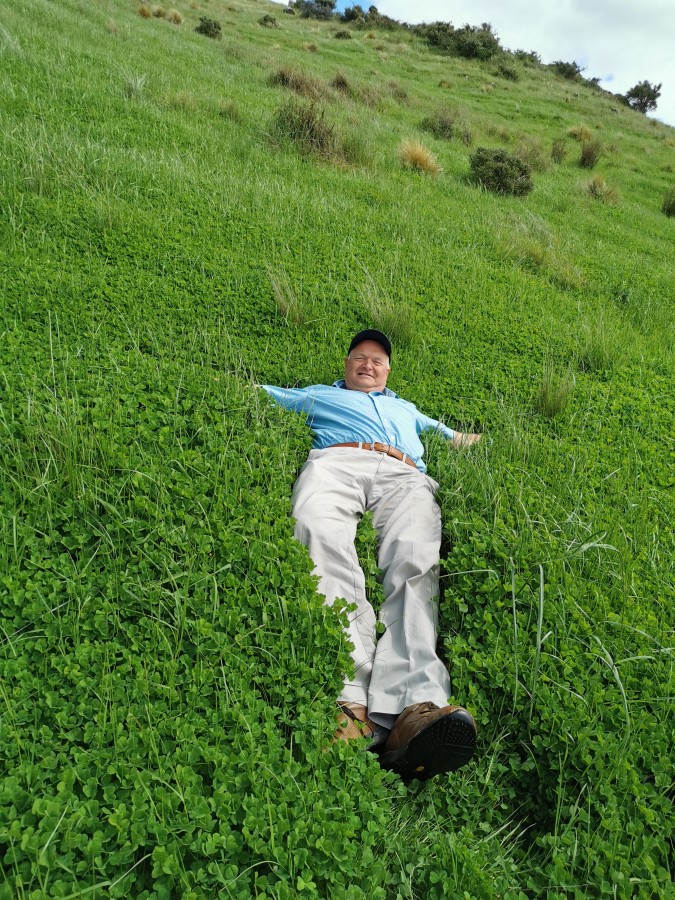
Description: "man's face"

(344, 340), (391, 393)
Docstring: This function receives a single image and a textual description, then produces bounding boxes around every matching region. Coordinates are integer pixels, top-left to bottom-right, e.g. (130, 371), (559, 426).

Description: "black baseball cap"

(348, 329), (392, 359)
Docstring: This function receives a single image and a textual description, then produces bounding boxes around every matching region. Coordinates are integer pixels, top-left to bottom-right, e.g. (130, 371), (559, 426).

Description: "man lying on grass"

(260, 330), (481, 782)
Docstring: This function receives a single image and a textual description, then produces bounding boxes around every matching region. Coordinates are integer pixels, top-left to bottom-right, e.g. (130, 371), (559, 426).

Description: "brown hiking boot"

(378, 702), (477, 782)
(333, 702), (376, 743)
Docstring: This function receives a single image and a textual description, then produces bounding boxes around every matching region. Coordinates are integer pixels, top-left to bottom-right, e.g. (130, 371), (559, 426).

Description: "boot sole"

(378, 710), (477, 782)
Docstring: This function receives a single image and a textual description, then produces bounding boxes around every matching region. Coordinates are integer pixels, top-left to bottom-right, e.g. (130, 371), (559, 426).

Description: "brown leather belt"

(327, 442), (418, 469)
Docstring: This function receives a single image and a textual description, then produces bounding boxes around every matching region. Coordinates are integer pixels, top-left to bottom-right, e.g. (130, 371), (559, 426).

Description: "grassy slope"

(0, 0), (673, 897)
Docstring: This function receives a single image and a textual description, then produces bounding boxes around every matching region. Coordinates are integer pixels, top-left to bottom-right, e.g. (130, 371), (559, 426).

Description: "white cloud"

(376, 0), (675, 126)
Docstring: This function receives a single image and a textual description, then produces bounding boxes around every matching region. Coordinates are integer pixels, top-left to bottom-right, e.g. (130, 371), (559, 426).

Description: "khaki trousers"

(292, 447), (451, 727)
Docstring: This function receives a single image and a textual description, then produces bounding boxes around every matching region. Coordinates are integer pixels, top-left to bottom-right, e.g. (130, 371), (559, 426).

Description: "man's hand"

(449, 431), (481, 449)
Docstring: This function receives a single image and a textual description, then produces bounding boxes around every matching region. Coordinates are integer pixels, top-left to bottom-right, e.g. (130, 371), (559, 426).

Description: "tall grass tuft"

(551, 138), (567, 163)
(269, 67), (324, 100)
(267, 267), (309, 326)
(269, 100), (336, 158)
(331, 71), (353, 97)
(533, 360), (574, 418)
(420, 107), (456, 140)
(398, 140), (441, 174)
(575, 310), (623, 372)
(124, 73), (147, 100)
(515, 136), (549, 173)
(568, 124), (593, 142)
(586, 175), (619, 204)
(579, 139), (602, 168)
(661, 188), (675, 217)
(359, 272), (417, 346)
(166, 9), (184, 25)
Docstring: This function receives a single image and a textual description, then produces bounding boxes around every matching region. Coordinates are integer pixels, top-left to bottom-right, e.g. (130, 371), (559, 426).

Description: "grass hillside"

(1, 0), (673, 896)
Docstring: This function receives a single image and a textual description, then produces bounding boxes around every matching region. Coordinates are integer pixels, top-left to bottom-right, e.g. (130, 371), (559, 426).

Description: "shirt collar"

(333, 379), (398, 398)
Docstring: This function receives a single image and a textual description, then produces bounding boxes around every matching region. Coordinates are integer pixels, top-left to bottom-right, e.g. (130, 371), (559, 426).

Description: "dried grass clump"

(365, 31), (377, 40)
(106, 19), (119, 33)
(579, 139), (602, 169)
(399, 140), (441, 175)
(138, 4), (152, 17)
(151, 5), (166, 18)
(269, 67), (323, 100)
(438, 79), (450, 88)
(568, 124), (593, 142)
(334, 30), (352, 40)
(166, 9), (184, 25)
(586, 175), (619, 204)
(304, 42), (319, 53)
(259, 14), (279, 28)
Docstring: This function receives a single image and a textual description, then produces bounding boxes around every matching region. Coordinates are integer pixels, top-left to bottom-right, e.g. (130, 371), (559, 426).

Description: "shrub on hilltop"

(292, 0), (336, 20)
(416, 21), (502, 60)
(550, 59), (584, 80)
(341, 5), (405, 30)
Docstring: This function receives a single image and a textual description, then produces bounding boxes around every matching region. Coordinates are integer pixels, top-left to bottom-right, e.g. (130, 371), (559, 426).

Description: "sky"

(317, 0), (674, 127)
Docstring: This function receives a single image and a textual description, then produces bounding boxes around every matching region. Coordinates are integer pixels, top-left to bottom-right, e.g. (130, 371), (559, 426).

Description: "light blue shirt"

(261, 380), (454, 473)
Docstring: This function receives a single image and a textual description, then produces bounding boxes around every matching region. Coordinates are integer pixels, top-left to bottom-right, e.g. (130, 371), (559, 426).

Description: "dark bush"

(579, 139), (602, 168)
(334, 29), (352, 39)
(259, 14), (279, 28)
(469, 147), (533, 196)
(283, 6), (295, 13)
(195, 16), (221, 38)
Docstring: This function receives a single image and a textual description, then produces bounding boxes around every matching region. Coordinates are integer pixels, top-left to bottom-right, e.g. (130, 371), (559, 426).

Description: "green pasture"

(0, 0), (673, 896)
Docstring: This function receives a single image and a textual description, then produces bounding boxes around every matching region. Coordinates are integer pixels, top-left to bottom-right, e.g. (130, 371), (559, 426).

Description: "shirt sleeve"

(260, 385), (317, 414)
(417, 411), (454, 442)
